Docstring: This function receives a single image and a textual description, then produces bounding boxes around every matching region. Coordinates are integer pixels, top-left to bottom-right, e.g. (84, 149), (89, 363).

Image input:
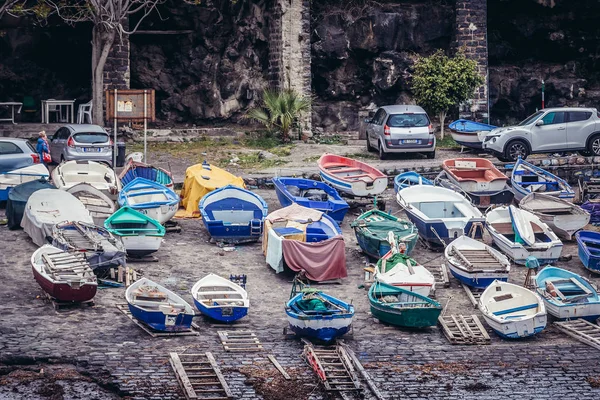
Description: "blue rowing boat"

(449, 119), (497, 149)
(272, 177), (349, 224)
(511, 158), (574, 202)
(576, 231), (600, 274)
(285, 282), (354, 342)
(393, 172), (433, 193)
(119, 160), (173, 188)
(200, 185), (268, 243)
(191, 273), (249, 322)
(126, 278), (195, 332)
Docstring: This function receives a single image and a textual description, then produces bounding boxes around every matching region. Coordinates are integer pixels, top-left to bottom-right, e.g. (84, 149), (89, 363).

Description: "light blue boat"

(200, 185), (268, 243)
(272, 177), (349, 224)
(393, 171), (433, 193)
(535, 266), (600, 321)
(118, 178), (179, 224)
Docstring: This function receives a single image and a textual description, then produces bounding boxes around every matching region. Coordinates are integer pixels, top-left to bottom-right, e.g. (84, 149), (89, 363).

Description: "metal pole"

(541, 79), (545, 109)
(113, 89), (118, 168)
(144, 90), (147, 163)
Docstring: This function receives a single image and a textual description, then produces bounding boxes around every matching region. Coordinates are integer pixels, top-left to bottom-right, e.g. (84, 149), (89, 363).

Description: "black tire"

(378, 142), (387, 160)
(503, 140), (529, 161)
(587, 134), (600, 156)
(426, 150), (436, 159)
(366, 136), (374, 152)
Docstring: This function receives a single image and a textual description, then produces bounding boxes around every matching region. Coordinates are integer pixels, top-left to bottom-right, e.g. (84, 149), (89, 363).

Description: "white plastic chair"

(77, 100), (93, 124)
(47, 99), (62, 122)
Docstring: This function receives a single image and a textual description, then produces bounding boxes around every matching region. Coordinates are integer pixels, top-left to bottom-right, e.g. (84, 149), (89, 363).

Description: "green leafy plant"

(246, 89), (311, 142)
(412, 49), (484, 139)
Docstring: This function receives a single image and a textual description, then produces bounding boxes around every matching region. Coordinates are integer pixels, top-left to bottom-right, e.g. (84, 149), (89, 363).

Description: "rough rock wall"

(130, 0), (270, 124)
(310, 0), (456, 132)
(488, 0), (600, 125)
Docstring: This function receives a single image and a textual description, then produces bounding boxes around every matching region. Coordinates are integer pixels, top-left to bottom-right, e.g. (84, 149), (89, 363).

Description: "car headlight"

(484, 134), (500, 142)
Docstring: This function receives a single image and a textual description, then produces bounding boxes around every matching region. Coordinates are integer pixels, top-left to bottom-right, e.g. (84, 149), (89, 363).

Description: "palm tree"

(247, 89), (311, 142)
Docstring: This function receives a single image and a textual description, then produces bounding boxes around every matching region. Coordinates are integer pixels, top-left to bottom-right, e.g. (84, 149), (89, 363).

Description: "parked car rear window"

(25, 141), (36, 153)
(387, 114), (430, 128)
(518, 111), (543, 126)
(0, 142), (23, 155)
(568, 111), (592, 122)
(73, 132), (109, 144)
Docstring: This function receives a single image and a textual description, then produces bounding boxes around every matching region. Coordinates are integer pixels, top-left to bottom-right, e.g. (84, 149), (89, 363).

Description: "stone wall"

(455, 0), (489, 122)
(103, 36), (131, 91)
(268, 0), (312, 137)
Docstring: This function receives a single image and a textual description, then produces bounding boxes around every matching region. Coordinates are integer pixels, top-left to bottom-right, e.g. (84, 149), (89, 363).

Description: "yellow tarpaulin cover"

(176, 162), (245, 218)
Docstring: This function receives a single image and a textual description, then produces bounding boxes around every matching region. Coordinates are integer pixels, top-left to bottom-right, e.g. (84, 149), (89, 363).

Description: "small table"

(0, 102), (23, 124)
(41, 99), (76, 124)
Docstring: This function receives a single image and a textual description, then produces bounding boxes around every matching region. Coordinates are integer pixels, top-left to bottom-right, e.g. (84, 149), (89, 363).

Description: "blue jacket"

(36, 138), (49, 155)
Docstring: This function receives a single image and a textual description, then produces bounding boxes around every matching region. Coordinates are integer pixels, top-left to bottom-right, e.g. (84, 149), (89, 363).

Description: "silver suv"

(50, 124), (113, 166)
(482, 107), (600, 161)
(364, 105), (436, 160)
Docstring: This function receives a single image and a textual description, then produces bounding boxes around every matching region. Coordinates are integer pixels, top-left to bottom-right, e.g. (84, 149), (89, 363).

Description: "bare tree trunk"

(91, 28), (116, 125)
(439, 110), (447, 140)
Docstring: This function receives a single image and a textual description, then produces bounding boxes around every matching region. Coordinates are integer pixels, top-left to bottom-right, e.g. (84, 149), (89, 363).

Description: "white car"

(482, 107), (600, 161)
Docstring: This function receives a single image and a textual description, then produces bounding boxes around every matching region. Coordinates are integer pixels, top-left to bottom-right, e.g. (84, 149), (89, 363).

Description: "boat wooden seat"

(329, 167), (363, 174)
(492, 222), (543, 235)
(133, 288), (168, 302)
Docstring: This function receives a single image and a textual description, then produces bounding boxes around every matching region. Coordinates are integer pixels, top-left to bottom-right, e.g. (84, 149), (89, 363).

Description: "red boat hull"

(32, 266), (97, 303)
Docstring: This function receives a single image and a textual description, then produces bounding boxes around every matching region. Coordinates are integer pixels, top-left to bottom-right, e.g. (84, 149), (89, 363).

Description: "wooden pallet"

(115, 303), (199, 338)
(462, 283), (484, 307)
(554, 319), (600, 350)
(169, 352), (233, 400)
(438, 314), (491, 345)
(303, 341), (362, 395)
(217, 330), (263, 352)
(44, 292), (95, 311)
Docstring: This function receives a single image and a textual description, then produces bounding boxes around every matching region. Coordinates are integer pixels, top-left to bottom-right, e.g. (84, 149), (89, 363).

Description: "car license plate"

(83, 147), (101, 152)
(402, 139), (419, 144)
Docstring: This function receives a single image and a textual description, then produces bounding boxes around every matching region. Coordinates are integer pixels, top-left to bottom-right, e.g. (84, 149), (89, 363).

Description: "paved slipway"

(1, 188), (600, 398)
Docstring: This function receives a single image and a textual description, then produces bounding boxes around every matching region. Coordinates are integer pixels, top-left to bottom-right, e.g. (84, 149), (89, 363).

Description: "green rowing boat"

(368, 281), (442, 328)
(351, 209), (418, 259)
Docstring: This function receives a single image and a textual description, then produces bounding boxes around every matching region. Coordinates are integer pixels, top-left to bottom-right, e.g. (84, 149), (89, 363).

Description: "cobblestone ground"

(1, 189), (600, 399)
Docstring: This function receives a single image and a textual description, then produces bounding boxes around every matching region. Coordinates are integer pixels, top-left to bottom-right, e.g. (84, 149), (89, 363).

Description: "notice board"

(105, 89), (156, 122)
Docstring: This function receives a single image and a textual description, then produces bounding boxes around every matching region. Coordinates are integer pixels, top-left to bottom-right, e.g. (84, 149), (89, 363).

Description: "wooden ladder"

(554, 319), (600, 350)
(169, 352), (233, 400)
(438, 314), (491, 345)
(462, 283), (484, 307)
(303, 342), (362, 396)
(217, 330), (263, 352)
